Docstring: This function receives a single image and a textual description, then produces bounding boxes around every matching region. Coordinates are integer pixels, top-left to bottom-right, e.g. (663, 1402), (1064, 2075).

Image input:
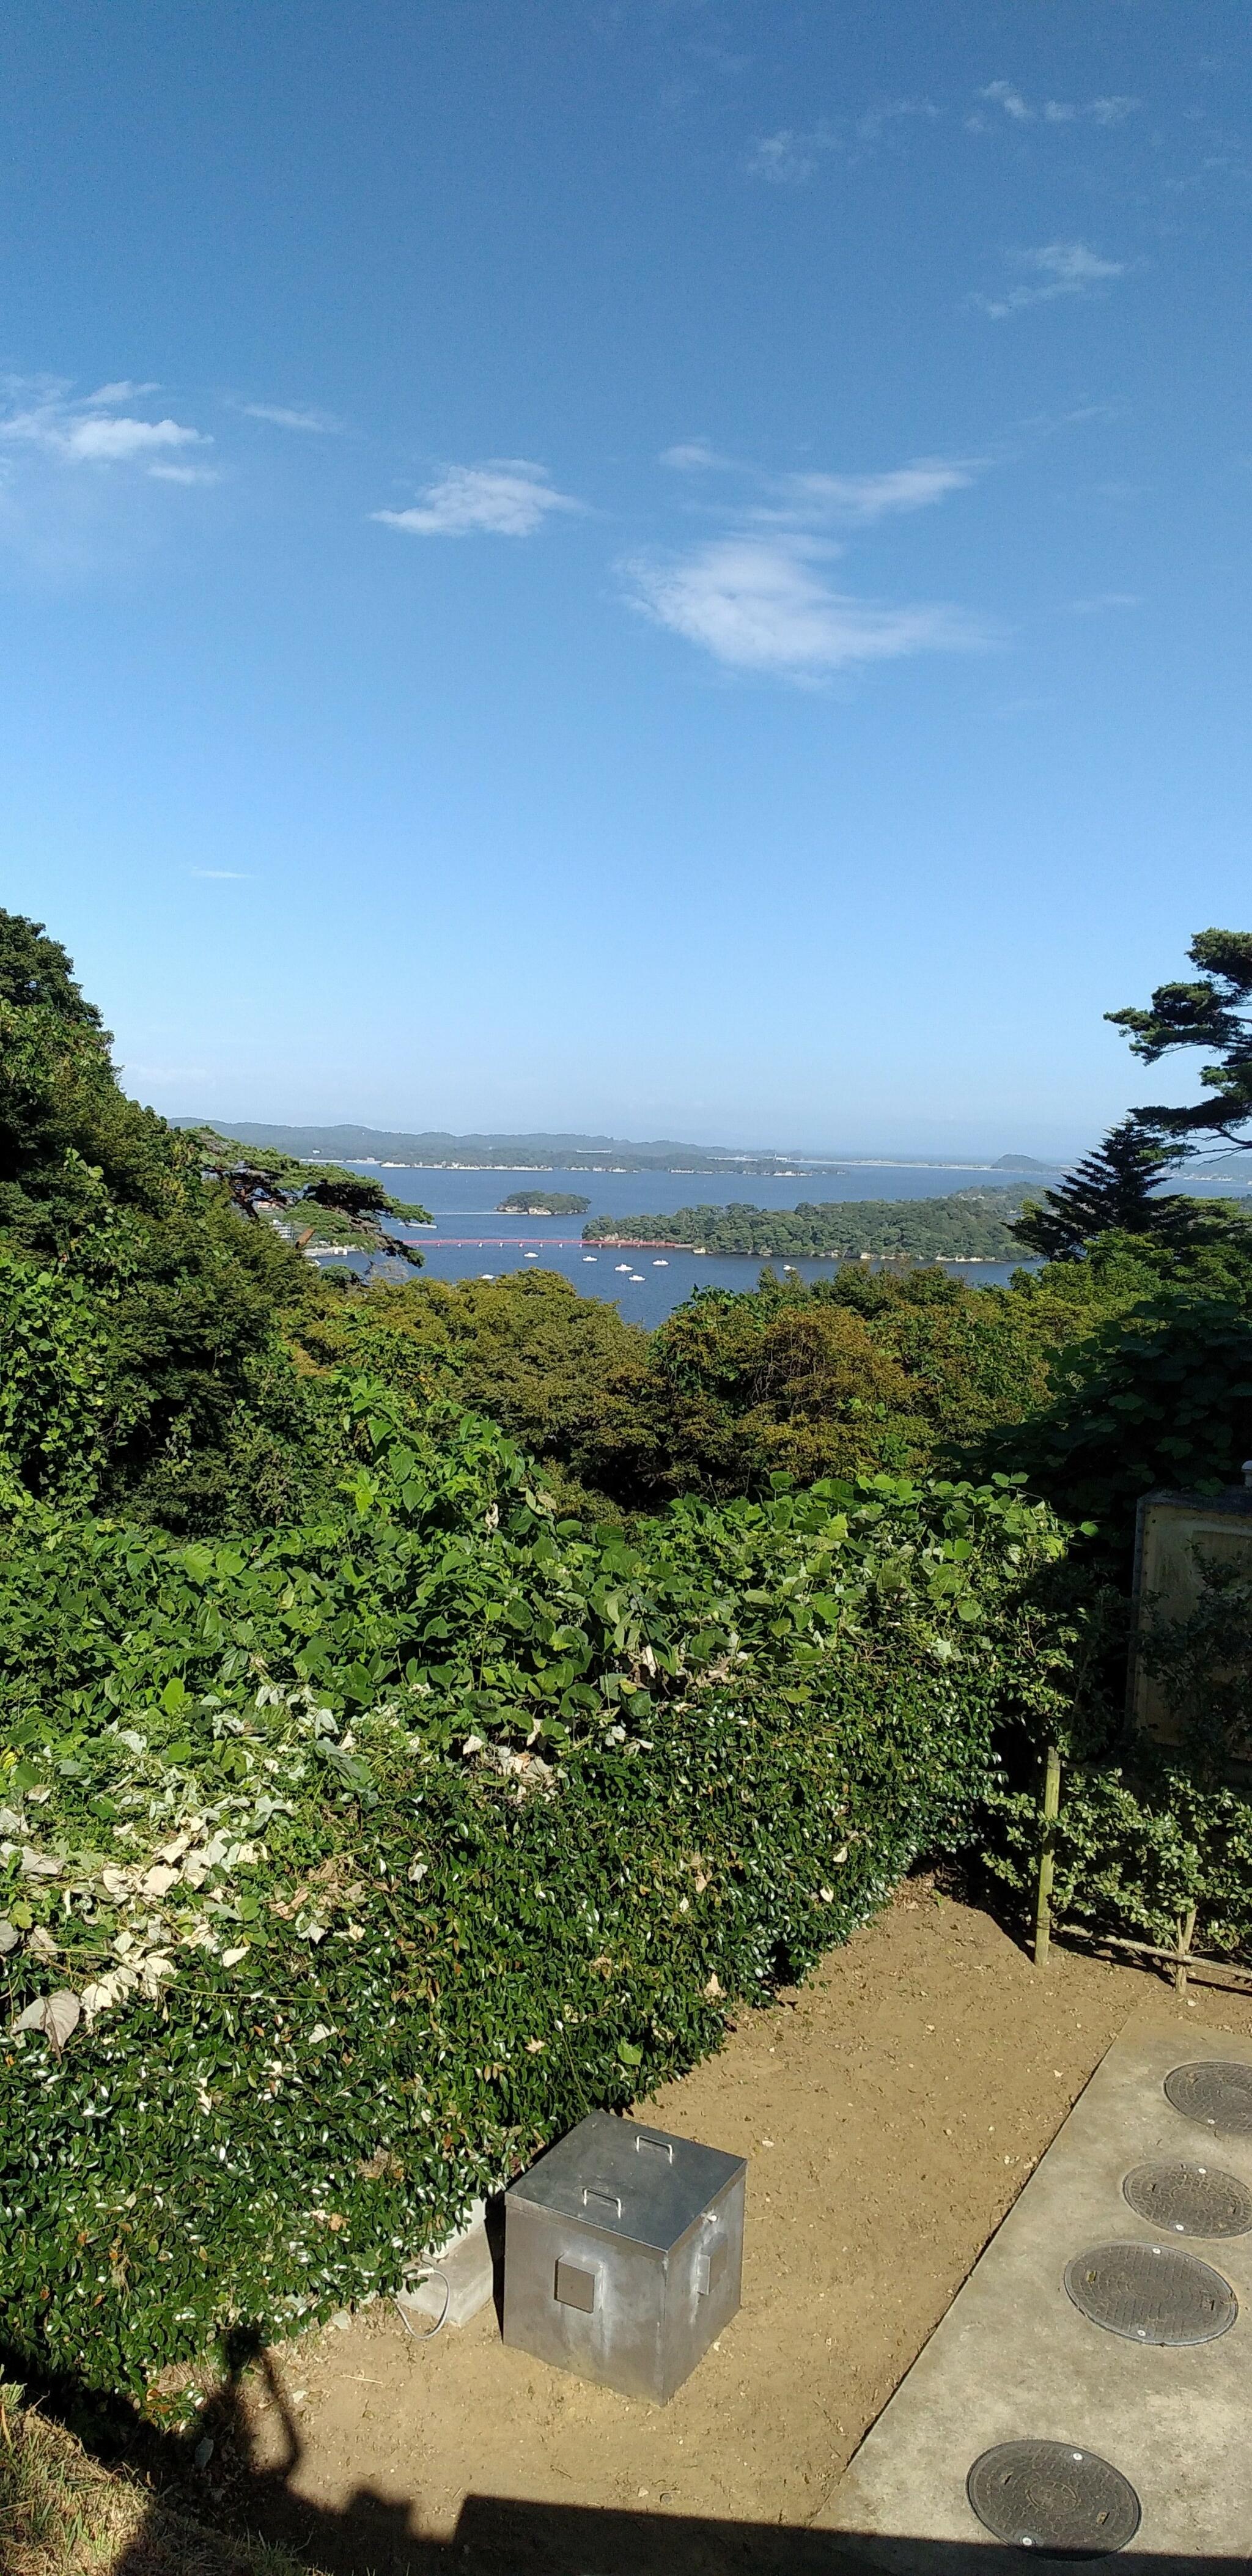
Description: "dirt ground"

(194, 1886), (1252, 2572)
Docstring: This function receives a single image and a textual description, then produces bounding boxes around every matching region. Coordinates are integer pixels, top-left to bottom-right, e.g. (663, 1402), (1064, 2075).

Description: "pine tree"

(1012, 1121), (1184, 1261)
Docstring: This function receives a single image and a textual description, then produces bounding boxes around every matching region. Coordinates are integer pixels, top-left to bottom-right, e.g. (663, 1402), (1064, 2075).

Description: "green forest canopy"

(497, 1189), (591, 1215)
(583, 1189), (1033, 1261)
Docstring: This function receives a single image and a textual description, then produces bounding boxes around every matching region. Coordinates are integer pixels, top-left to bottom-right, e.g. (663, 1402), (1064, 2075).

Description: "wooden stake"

(1034, 1744), (1062, 1969)
(1175, 1902), (1198, 1999)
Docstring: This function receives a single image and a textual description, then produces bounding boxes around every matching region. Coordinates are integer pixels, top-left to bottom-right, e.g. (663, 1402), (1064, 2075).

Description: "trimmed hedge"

(0, 1391), (1069, 2399)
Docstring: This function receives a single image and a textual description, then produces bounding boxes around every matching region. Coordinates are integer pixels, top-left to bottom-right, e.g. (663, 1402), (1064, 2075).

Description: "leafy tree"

(0, 923), (341, 1528)
(996, 1292), (1252, 1548)
(1011, 1120), (1188, 1260)
(0, 910), (104, 1028)
(1109, 926), (1252, 1158)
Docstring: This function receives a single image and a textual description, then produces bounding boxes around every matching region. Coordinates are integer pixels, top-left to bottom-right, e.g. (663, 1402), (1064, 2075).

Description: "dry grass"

(0, 2387), (310, 2576)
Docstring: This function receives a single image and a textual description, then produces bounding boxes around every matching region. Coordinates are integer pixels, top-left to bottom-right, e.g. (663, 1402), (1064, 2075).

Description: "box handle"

(582, 2187), (622, 2216)
(635, 2135), (674, 2163)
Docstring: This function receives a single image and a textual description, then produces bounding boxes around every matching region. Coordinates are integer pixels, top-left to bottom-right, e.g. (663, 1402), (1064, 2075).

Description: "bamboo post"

(1176, 1902), (1198, 1999)
(1034, 1744), (1062, 1969)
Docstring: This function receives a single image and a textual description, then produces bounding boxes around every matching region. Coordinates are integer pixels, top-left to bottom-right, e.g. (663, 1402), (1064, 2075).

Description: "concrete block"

(397, 2199), (495, 2330)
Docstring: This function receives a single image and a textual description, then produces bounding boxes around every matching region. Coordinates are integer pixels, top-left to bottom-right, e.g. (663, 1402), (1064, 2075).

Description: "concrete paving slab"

(817, 2020), (1252, 2569)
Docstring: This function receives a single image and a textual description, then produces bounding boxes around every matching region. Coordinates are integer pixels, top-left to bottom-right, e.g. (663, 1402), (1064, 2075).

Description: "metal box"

(502, 2111), (745, 2404)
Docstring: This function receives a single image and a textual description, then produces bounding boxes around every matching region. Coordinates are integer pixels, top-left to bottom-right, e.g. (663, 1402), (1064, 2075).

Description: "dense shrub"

(984, 1752), (1252, 1962)
(0, 1420), (1067, 2396)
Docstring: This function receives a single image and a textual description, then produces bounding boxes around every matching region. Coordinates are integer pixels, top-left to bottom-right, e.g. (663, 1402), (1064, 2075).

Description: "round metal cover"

(1165, 2059), (1252, 2137)
(1063, 2241), (1237, 2344)
(967, 2441), (1141, 2556)
(1122, 2159), (1252, 2239)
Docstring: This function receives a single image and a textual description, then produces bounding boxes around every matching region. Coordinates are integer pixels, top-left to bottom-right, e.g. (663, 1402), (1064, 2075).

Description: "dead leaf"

(15, 1991), (81, 2051)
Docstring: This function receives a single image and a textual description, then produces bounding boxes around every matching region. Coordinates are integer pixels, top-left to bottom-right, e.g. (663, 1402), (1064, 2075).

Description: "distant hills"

(172, 1123), (822, 1174)
(172, 1120), (1067, 1176)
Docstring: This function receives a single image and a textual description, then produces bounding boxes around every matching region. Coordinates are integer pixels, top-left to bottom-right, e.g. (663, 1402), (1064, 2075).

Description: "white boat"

(653, 1259), (668, 1266)
(614, 1262), (631, 1272)
(630, 1273), (644, 1282)
(524, 1252), (539, 1259)
(583, 1255), (596, 1262)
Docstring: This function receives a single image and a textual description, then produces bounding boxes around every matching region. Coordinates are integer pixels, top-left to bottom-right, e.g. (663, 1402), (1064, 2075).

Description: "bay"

(313, 1160), (1039, 1327)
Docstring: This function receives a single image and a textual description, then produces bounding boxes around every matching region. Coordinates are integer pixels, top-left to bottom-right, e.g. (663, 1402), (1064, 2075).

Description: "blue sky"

(1, 1), (1248, 1157)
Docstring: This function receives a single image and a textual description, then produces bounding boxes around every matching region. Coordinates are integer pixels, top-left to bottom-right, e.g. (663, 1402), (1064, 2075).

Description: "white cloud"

(768, 457), (979, 523)
(0, 386), (211, 469)
(372, 460), (583, 537)
(240, 401), (342, 434)
(149, 463), (221, 485)
(63, 416), (207, 464)
(973, 240), (1125, 317)
(971, 83), (1140, 128)
(190, 867), (249, 879)
(622, 537), (989, 679)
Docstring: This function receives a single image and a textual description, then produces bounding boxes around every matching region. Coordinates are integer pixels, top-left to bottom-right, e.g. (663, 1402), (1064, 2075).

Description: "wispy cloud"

(746, 98), (938, 180)
(661, 438), (738, 471)
(83, 380), (163, 406)
(972, 240), (1125, 319)
(969, 82), (1140, 130)
(765, 457), (979, 523)
(661, 446), (979, 520)
(372, 460), (584, 537)
(239, 400), (342, 434)
(1068, 591), (1143, 614)
(622, 537), (990, 681)
(190, 867), (249, 879)
(0, 380), (212, 473)
(745, 123), (838, 184)
(856, 97), (940, 144)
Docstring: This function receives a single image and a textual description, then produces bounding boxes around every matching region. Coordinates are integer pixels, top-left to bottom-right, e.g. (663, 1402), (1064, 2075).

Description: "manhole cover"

(1165, 2059), (1252, 2136)
(1063, 2241), (1237, 2344)
(967, 2441), (1141, 2555)
(1123, 2160), (1252, 2238)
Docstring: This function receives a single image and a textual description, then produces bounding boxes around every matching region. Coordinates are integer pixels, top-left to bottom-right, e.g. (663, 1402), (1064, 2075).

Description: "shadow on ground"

(2, 2330), (1231, 2576)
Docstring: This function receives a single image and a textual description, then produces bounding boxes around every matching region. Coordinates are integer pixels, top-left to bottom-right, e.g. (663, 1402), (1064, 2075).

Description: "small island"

(582, 1188), (1034, 1263)
(497, 1189), (591, 1216)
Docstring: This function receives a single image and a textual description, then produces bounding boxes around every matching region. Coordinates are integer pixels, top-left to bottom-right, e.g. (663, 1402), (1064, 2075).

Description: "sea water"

(315, 1161), (1039, 1327)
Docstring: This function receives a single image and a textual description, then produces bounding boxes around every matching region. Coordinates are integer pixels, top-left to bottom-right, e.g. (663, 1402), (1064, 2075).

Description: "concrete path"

(818, 2019), (1252, 2569)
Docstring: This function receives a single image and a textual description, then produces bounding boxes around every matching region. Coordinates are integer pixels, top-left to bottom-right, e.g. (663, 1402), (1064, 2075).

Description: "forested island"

(583, 1188), (1034, 1262)
(497, 1189), (591, 1216)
